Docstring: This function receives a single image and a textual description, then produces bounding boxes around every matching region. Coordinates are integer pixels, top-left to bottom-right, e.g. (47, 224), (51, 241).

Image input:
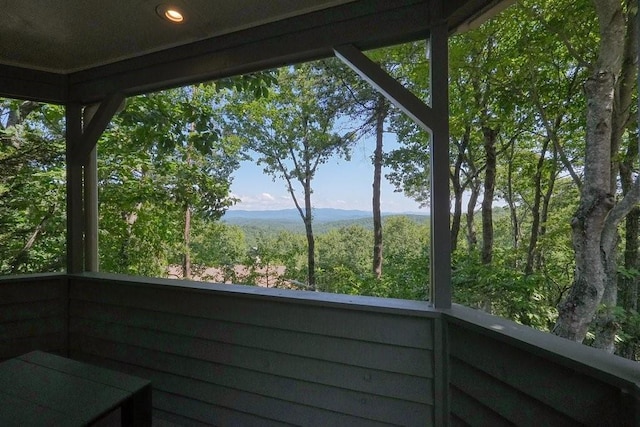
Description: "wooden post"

(83, 105), (99, 272)
(66, 94), (124, 273)
(429, 5), (451, 426)
(65, 104), (84, 274)
(429, 18), (451, 309)
(334, 24), (452, 309)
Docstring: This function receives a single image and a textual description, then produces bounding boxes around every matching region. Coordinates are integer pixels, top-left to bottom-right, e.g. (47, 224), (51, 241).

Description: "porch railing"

(1, 273), (638, 426)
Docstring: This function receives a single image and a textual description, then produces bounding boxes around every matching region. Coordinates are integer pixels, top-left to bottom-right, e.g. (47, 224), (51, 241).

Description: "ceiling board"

(0, 0), (357, 73)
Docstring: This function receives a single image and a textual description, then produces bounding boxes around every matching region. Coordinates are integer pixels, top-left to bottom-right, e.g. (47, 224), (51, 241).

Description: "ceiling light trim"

(156, 4), (186, 24)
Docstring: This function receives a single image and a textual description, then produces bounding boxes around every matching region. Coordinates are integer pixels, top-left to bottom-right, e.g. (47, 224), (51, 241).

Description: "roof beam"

(334, 44), (435, 132)
(68, 0), (430, 104)
(0, 64), (67, 104)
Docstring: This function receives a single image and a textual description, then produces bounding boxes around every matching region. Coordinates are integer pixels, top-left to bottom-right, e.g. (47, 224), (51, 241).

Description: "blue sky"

(229, 136), (428, 213)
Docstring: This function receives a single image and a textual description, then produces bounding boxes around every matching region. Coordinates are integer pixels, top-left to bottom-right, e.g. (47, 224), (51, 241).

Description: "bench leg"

(121, 384), (152, 426)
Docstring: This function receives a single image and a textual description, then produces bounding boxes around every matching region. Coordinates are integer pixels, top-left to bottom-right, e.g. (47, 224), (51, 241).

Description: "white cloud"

(230, 192), (294, 210)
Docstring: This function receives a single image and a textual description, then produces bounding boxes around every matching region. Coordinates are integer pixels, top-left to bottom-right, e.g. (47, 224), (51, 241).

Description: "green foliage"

(452, 250), (558, 330)
(0, 100), (66, 274)
(191, 221), (247, 268)
(313, 217), (430, 300)
(225, 63), (355, 184)
(98, 85), (243, 274)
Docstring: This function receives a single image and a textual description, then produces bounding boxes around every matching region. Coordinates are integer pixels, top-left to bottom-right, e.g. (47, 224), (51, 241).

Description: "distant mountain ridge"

(222, 208), (427, 223)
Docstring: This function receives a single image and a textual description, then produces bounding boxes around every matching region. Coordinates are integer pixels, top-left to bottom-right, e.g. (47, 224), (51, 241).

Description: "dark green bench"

(0, 351), (151, 426)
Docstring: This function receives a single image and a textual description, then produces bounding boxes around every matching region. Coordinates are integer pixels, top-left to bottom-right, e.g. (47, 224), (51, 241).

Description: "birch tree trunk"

(553, 0), (628, 342)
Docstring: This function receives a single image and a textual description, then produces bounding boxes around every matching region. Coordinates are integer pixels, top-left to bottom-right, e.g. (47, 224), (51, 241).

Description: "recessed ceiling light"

(156, 4), (186, 24)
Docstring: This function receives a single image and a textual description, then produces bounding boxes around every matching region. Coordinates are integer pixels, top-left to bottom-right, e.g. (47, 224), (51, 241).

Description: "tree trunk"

(372, 99), (387, 279)
(466, 181), (480, 252)
(119, 203), (142, 270)
(554, 0), (626, 342)
(303, 177), (316, 290)
(505, 139), (519, 265)
(481, 126), (497, 265)
(10, 205), (56, 273)
(554, 74), (617, 342)
(182, 203), (192, 279)
(536, 148), (558, 272)
(592, 3), (639, 353)
(451, 126), (471, 254)
(451, 176), (463, 254)
(526, 138), (550, 275)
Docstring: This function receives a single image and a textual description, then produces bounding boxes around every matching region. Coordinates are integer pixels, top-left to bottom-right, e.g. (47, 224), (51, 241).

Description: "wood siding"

(68, 275), (438, 426)
(0, 274), (68, 360)
(447, 306), (640, 427)
(2, 274), (640, 426)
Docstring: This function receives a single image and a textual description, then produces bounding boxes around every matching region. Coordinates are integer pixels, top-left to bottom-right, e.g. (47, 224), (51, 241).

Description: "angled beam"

(334, 37), (452, 309)
(334, 44), (435, 133)
(69, 93), (125, 165)
(66, 96), (124, 273)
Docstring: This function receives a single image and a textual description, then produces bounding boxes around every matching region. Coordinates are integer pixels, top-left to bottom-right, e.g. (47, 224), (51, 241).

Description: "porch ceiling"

(0, 0), (509, 104)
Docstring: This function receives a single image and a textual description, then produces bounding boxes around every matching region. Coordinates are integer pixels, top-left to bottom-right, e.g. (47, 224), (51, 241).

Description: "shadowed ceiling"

(0, 0), (358, 73)
(0, 0), (509, 103)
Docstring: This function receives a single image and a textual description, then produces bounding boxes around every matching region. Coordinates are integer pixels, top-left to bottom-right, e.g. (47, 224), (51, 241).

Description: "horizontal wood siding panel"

(0, 279), (66, 304)
(0, 317), (65, 340)
(69, 278), (435, 426)
(449, 386), (510, 427)
(0, 276), (67, 359)
(153, 408), (213, 427)
(0, 299), (65, 321)
(69, 308), (431, 404)
(449, 323), (635, 426)
(69, 332), (428, 424)
(152, 393), (292, 427)
(70, 301), (433, 380)
(450, 357), (575, 426)
(70, 343), (405, 426)
(69, 279), (433, 349)
(0, 334), (66, 361)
